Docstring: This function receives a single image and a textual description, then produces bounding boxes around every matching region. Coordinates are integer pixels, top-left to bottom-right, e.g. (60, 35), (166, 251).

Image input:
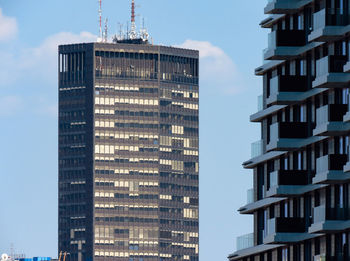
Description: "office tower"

(58, 39), (199, 261)
(229, 1), (350, 260)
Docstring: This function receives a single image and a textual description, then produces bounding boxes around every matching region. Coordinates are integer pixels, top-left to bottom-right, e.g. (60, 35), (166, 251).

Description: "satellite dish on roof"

(1, 254), (9, 261)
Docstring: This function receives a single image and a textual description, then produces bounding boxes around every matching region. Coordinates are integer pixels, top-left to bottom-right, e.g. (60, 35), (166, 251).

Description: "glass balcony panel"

(269, 76), (279, 97)
(313, 205), (326, 224)
(316, 56), (330, 77)
(236, 232), (254, 251)
(267, 218), (276, 235)
(313, 9), (326, 30)
(251, 140), (263, 158)
(316, 105), (329, 125)
(247, 188), (254, 204)
(257, 95), (263, 111)
(268, 31), (277, 50)
(270, 171), (278, 187)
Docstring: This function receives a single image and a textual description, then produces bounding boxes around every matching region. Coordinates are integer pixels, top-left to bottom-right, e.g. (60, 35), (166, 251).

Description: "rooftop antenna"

(97, 0), (103, 42)
(104, 18), (108, 42)
(118, 23), (124, 40)
(129, 0), (137, 39)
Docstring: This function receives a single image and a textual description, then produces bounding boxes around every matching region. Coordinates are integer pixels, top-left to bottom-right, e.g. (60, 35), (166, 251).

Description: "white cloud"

(0, 96), (22, 116)
(0, 31), (96, 117)
(0, 8), (18, 42)
(19, 31), (96, 81)
(0, 31), (96, 88)
(177, 40), (243, 95)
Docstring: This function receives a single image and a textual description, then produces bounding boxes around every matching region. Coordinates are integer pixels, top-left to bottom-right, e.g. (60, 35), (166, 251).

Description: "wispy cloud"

(177, 40), (243, 95)
(0, 30), (96, 117)
(0, 8), (17, 42)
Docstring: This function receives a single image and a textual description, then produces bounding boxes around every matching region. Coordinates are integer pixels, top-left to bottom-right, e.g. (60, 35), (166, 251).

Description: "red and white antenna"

(98, 0), (103, 42)
(129, 0), (137, 39)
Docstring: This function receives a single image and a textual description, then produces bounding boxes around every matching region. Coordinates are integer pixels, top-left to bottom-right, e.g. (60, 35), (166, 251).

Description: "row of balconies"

(251, 104), (350, 157)
(237, 205), (350, 250)
(265, 56), (349, 105)
(246, 153), (349, 199)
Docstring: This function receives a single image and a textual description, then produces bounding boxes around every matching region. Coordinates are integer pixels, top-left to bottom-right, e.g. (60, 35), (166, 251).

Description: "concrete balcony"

(267, 122), (309, 152)
(264, 0), (313, 14)
(313, 154), (349, 184)
(263, 217), (309, 244)
(309, 9), (350, 42)
(313, 104), (348, 136)
(264, 30), (306, 60)
(266, 170), (310, 197)
(309, 205), (350, 233)
(312, 55), (349, 88)
(267, 75), (308, 105)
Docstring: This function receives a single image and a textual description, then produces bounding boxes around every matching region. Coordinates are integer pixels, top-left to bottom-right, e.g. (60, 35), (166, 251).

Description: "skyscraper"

(230, 1), (350, 260)
(58, 38), (199, 261)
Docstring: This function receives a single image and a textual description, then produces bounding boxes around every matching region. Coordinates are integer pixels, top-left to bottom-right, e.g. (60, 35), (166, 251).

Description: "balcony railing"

(257, 95), (263, 111)
(316, 104), (347, 125)
(267, 30), (306, 49)
(266, 217), (305, 235)
(251, 140), (263, 158)
(269, 170), (308, 187)
(313, 8), (350, 30)
(269, 75), (308, 97)
(315, 55), (347, 78)
(313, 205), (350, 223)
(236, 232), (254, 251)
(316, 154), (347, 173)
(270, 122), (309, 140)
(247, 188), (254, 204)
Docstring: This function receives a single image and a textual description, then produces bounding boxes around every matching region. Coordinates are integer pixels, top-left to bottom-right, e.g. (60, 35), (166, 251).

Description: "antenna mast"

(98, 0), (103, 42)
(129, 0), (137, 39)
(104, 18), (108, 42)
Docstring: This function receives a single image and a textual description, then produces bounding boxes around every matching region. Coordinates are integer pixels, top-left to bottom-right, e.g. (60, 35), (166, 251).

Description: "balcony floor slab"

(263, 232), (319, 244)
(264, 0), (313, 14)
(266, 184), (325, 197)
(309, 220), (350, 234)
(308, 25), (350, 42)
(313, 122), (350, 136)
(312, 73), (350, 88)
(312, 170), (350, 184)
(228, 244), (283, 261)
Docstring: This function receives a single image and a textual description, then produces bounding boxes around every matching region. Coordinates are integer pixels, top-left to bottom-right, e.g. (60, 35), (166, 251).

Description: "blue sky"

(0, 0), (267, 260)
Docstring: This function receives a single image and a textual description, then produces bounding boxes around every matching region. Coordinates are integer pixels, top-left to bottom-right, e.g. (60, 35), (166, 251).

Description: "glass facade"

(59, 42), (199, 261)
